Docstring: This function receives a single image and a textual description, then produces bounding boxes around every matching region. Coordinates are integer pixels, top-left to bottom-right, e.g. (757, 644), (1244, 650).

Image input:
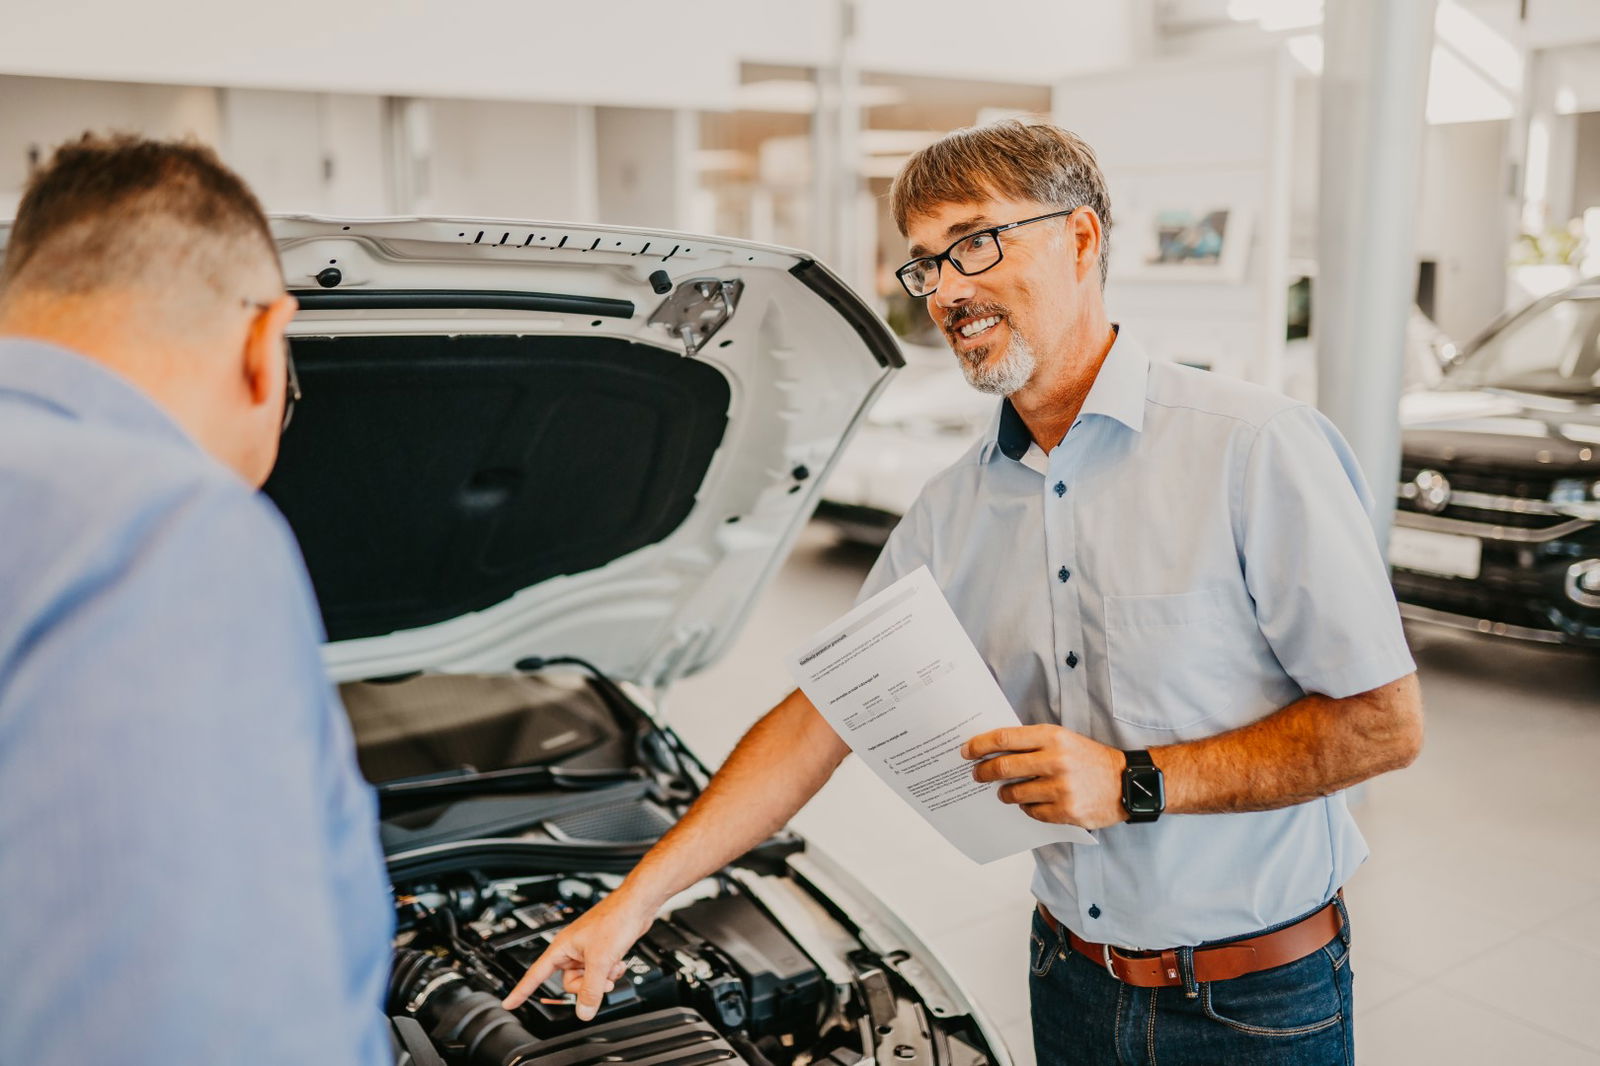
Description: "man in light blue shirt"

(505, 121), (1422, 1066)
(0, 135), (391, 1065)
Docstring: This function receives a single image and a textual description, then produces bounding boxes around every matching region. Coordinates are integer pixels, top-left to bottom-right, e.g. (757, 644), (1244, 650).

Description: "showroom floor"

(668, 522), (1600, 1065)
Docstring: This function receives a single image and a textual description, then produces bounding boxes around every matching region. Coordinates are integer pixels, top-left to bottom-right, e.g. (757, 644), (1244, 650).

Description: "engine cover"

(502, 1008), (743, 1066)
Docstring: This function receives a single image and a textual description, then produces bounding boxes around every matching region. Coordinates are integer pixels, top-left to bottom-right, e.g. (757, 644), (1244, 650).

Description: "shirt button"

(1053, 481), (1066, 497)
(1057, 566), (1071, 583)
(1065, 651), (1079, 669)
(1088, 904), (1102, 919)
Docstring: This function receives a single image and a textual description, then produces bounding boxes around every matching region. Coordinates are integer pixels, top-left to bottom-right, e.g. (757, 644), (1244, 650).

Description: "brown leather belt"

(1038, 897), (1342, 988)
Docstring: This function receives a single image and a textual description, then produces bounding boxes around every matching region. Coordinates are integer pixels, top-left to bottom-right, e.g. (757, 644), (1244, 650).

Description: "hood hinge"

(648, 278), (744, 356)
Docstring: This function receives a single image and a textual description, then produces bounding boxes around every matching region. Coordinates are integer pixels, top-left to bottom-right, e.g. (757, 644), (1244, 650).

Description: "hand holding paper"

(962, 724), (1131, 831)
(785, 566), (1096, 864)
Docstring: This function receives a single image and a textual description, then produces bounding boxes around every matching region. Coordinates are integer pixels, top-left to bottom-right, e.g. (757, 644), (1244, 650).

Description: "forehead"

(904, 193), (1053, 256)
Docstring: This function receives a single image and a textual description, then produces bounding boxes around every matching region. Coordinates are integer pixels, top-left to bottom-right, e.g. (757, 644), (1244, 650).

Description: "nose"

(930, 265), (977, 308)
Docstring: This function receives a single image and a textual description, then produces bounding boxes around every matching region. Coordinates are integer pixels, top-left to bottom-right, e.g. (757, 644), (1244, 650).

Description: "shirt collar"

(0, 337), (200, 452)
(981, 323), (1150, 464)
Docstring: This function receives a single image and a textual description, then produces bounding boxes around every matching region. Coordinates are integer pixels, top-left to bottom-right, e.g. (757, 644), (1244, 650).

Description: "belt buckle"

(1102, 943), (1116, 980)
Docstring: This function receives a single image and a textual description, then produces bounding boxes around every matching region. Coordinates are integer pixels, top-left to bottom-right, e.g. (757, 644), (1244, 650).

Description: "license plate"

(1389, 526), (1482, 579)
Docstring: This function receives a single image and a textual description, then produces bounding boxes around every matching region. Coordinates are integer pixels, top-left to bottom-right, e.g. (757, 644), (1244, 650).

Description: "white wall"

(1057, 49), (1294, 388)
(0, 79), (393, 219)
(0, 0), (746, 110)
(211, 90), (391, 217)
(219, 90), (325, 214)
(317, 94), (392, 217)
(594, 108), (695, 230)
(1288, 76), (1321, 262)
(1415, 119), (1511, 343)
(846, 0), (1152, 81)
(413, 100), (597, 222)
(0, 0), (1153, 112)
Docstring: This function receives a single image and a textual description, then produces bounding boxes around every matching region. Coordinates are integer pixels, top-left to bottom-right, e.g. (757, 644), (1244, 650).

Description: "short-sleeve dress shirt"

(856, 327), (1415, 949)
(0, 339), (393, 1065)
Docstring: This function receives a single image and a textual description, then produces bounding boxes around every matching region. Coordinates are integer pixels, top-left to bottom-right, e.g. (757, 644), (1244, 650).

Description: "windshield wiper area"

(376, 767), (658, 855)
(377, 765), (645, 809)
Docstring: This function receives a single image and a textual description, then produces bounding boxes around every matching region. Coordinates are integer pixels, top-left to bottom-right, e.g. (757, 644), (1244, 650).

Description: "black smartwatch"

(1121, 750), (1165, 823)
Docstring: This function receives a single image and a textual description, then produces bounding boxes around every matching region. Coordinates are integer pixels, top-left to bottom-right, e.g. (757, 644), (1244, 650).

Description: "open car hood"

(261, 216), (898, 687)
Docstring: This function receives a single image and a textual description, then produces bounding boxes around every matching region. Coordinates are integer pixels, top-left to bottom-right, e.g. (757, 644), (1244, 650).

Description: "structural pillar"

(812, 0), (863, 289)
(1316, 0), (1436, 543)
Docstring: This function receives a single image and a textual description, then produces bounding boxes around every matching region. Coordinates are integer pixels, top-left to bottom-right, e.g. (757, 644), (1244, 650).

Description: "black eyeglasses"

(895, 207), (1080, 298)
(281, 340), (301, 434)
(244, 299), (301, 434)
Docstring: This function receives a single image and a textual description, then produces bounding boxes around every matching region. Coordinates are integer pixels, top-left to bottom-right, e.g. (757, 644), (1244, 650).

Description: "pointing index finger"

(502, 943), (565, 1010)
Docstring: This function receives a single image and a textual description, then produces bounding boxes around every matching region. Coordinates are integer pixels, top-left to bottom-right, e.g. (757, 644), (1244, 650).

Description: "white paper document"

(786, 566), (1096, 864)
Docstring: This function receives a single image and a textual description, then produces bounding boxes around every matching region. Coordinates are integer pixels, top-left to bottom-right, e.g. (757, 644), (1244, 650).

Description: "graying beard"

(961, 331), (1036, 396)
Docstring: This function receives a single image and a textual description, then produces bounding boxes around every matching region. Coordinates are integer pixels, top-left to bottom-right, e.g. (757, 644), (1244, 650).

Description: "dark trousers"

(1028, 905), (1354, 1066)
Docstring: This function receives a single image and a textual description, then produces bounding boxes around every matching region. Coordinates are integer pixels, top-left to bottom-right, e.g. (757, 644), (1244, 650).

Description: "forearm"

(617, 688), (849, 913)
(1154, 673), (1423, 815)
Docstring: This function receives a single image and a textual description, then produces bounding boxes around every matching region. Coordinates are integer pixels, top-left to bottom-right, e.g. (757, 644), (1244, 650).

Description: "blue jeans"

(1028, 903), (1353, 1066)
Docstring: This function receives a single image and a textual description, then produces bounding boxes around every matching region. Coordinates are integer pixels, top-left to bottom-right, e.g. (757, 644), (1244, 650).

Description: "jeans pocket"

(1322, 928), (1351, 971)
(1029, 913), (1062, 978)
(1199, 949), (1344, 1037)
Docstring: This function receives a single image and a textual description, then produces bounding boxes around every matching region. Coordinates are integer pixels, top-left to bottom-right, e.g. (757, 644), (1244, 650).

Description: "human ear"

(1072, 209), (1103, 282)
(242, 293), (299, 408)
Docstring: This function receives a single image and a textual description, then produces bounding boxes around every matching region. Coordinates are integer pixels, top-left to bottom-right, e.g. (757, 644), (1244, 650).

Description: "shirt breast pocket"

(1105, 588), (1252, 733)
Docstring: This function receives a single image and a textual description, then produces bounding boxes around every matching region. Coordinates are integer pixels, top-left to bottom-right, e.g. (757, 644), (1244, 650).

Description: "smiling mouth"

(957, 315), (1002, 339)
(945, 310), (1009, 351)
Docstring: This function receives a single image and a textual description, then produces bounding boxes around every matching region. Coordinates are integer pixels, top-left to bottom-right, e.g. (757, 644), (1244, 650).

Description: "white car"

(248, 217), (1010, 1066)
(817, 342), (995, 545)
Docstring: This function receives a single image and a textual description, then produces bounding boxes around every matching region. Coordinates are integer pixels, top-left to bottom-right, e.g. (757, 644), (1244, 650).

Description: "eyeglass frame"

(244, 299), (301, 433)
(894, 206), (1082, 299)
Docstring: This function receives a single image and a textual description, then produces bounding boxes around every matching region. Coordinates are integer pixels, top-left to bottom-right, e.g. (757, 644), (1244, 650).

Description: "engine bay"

(350, 669), (997, 1066)
(385, 861), (989, 1066)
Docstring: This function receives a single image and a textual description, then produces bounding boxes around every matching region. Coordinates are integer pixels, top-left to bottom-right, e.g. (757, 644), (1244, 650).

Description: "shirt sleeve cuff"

(1300, 645), (1418, 700)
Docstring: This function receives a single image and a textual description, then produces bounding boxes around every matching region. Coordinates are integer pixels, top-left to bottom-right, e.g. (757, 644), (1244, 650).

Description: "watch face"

(1124, 767), (1165, 815)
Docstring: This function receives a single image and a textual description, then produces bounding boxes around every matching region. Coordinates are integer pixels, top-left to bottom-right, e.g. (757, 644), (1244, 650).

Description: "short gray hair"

(890, 119), (1112, 287)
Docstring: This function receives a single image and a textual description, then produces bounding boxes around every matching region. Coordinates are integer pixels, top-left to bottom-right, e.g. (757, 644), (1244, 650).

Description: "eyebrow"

(908, 214), (994, 258)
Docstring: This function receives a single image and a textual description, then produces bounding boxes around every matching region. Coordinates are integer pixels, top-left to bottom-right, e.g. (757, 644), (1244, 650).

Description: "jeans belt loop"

(1333, 891), (1352, 947)
(1175, 945), (1199, 999)
(1101, 943), (1116, 980)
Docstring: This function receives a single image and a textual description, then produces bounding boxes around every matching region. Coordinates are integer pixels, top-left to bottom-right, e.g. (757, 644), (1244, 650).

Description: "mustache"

(942, 303), (1009, 332)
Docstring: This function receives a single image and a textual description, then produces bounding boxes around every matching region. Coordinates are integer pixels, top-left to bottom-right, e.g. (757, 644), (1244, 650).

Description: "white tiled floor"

(669, 523), (1600, 1065)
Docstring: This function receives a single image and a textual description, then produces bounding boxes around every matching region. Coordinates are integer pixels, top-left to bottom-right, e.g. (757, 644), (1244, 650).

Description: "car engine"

(385, 864), (985, 1066)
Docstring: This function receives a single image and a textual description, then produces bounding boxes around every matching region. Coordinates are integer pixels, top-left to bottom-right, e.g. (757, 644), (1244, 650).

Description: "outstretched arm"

(502, 686), (849, 1017)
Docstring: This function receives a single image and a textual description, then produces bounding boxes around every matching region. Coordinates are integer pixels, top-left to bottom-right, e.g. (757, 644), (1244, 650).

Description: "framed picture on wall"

(1111, 206), (1253, 283)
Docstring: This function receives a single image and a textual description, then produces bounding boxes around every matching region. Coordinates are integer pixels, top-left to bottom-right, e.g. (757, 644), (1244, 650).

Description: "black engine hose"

(390, 948), (544, 1066)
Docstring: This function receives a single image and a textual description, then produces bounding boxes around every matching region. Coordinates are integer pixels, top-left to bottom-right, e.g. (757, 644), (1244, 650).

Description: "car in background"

(1280, 268), (1457, 406)
(1391, 277), (1600, 646)
(817, 342), (994, 545)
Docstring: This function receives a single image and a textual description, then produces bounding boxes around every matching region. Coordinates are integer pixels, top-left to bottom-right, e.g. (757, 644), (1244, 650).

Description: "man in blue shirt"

(0, 135), (392, 1065)
(505, 121), (1422, 1065)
